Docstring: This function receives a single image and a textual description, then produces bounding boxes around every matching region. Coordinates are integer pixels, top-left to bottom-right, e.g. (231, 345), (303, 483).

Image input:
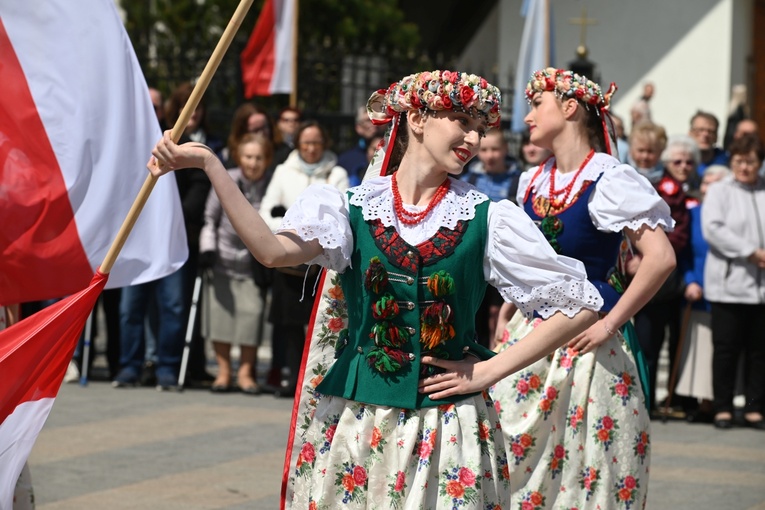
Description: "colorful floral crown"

(367, 70), (502, 128)
(525, 67), (617, 110)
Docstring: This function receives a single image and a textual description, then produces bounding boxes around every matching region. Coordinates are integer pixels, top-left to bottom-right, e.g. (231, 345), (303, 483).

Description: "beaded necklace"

(526, 149), (595, 253)
(548, 149), (595, 208)
(391, 173), (451, 225)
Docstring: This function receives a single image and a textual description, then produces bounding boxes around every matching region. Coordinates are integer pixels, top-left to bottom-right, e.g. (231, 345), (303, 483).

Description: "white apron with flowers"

(279, 178), (602, 509)
(490, 317), (650, 510)
(488, 153), (674, 510)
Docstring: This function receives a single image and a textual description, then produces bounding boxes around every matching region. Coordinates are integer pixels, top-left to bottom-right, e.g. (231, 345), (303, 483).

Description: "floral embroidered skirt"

(488, 313), (651, 510)
(287, 394), (509, 509)
(283, 271), (509, 509)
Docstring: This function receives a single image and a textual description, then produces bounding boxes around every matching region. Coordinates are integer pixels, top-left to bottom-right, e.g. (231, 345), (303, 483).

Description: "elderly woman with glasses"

(661, 134), (701, 192)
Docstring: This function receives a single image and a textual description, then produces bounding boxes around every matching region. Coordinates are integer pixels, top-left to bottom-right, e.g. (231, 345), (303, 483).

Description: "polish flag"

(0, 272), (107, 510)
(0, 0), (187, 306)
(241, 0), (296, 97)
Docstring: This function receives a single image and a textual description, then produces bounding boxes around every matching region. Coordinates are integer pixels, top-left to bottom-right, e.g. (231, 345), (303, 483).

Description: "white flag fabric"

(0, 0), (187, 305)
(511, 0), (554, 131)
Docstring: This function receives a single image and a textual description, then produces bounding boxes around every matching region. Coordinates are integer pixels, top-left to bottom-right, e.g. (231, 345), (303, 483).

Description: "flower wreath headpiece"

(364, 70), (502, 178)
(525, 67), (619, 155)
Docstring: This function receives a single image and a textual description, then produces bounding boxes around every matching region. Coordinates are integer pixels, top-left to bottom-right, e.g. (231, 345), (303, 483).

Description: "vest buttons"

(463, 346), (470, 352)
(408, 353), (415, 361)
(406, 250), (415, 259)
(406, 326), (416, 334)
(406, 276), (414, 285)
(357, 347), (364, 353)
(406, 302), (415, 310)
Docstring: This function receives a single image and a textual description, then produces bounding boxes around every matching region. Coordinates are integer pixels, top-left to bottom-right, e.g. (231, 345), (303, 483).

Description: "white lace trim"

(349, 176), (490, 230)
(602, 214), (673, 234)
(500, 279), (603, 320)
(279, 186), (353, 271)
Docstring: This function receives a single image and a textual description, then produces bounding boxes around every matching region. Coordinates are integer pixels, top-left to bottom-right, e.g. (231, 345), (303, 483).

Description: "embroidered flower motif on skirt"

(509, 431), (537, 465)
(632, 429), (650, 464)
(519, 488), (546, 510)
(299, 363), (330, 435)
(438, 402), (457, 424)
(414, 428), (437, 471)
(334, 461), (369, 504)
(369, 424), (388, 459)
(352, 402), (371, 421)
(610, 370), (635, 406)
(514, 371), (543, 403)
(613, 474), (640, 509)
(567, 404), (585, 435)
(548, 443), (569, 480)
(592, 414), (619, 451)
(493, 397), (502, 418)
(317, 273), (348, 351)
(295, 441), (317, 478)
(537, 385), (559, 420)
(319, 417), (340, 454)
(397, 408), (416, 428)
(474, 414), (493, 456)
(497, 454), (511, 490)
(387, 470), (408, 509)
(438, 465), (482, 507)
(578, 466), (601, 501)
(557, 346), (578, 372)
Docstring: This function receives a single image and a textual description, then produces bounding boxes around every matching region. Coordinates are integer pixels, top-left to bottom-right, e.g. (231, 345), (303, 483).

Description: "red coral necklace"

(548, 149), (595, 208)
(391, 173), (451, 225)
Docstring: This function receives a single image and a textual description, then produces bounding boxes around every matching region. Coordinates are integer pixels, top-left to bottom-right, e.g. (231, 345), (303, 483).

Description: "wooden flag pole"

(100, 0), (255, 274)
(289, 0), (299, 107)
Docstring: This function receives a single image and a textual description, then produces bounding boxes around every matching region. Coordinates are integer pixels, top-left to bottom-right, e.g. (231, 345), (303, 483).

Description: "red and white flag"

(240, 0), (296, 97)
(0, 272), (106, 510)
(0, 0), (187, 306)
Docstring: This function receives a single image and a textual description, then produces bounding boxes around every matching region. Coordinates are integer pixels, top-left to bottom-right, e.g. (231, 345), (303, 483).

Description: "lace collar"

(349, 176), (490, 230)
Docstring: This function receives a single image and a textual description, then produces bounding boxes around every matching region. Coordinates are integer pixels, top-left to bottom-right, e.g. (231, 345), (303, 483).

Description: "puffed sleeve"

(485, 201), (604, 319)
(278, 184), (353, 272)
(588, 166), (674, 232)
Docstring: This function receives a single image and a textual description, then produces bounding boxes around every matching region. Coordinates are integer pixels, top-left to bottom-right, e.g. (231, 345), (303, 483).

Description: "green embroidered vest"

(315, 193), (496, 409)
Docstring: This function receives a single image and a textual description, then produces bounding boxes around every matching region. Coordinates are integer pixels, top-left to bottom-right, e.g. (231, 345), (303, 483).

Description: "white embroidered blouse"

(517, 152), (674, 233)
(278, 176), (603, 319)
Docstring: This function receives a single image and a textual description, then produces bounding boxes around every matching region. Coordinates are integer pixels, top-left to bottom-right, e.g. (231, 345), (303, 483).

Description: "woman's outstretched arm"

(149, 131), (323, 268)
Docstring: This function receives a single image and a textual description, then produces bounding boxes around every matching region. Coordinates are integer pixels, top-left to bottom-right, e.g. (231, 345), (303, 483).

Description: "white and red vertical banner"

(241, 0), (296, 97)
(512, 0), (555, 131)
(0, 0), (187, 306)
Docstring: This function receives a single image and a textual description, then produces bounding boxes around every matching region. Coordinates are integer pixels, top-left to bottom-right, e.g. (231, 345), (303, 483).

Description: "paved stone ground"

(25, 326), (765, 510)
(27, 375), (765, 510)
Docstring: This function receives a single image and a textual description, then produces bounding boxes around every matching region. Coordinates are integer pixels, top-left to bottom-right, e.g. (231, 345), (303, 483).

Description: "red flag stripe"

(0, 18), (92, 305)
(0, 271), (107, 424)
(241, 0), (277, 98)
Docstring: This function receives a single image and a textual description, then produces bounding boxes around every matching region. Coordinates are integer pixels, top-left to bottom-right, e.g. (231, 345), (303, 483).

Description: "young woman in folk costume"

(148, 70), (603, 509)
(490, 68), (676, 509)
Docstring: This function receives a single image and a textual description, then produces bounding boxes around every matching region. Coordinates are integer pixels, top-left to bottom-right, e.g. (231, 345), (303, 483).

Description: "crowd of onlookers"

(12, 80), (765, 433)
